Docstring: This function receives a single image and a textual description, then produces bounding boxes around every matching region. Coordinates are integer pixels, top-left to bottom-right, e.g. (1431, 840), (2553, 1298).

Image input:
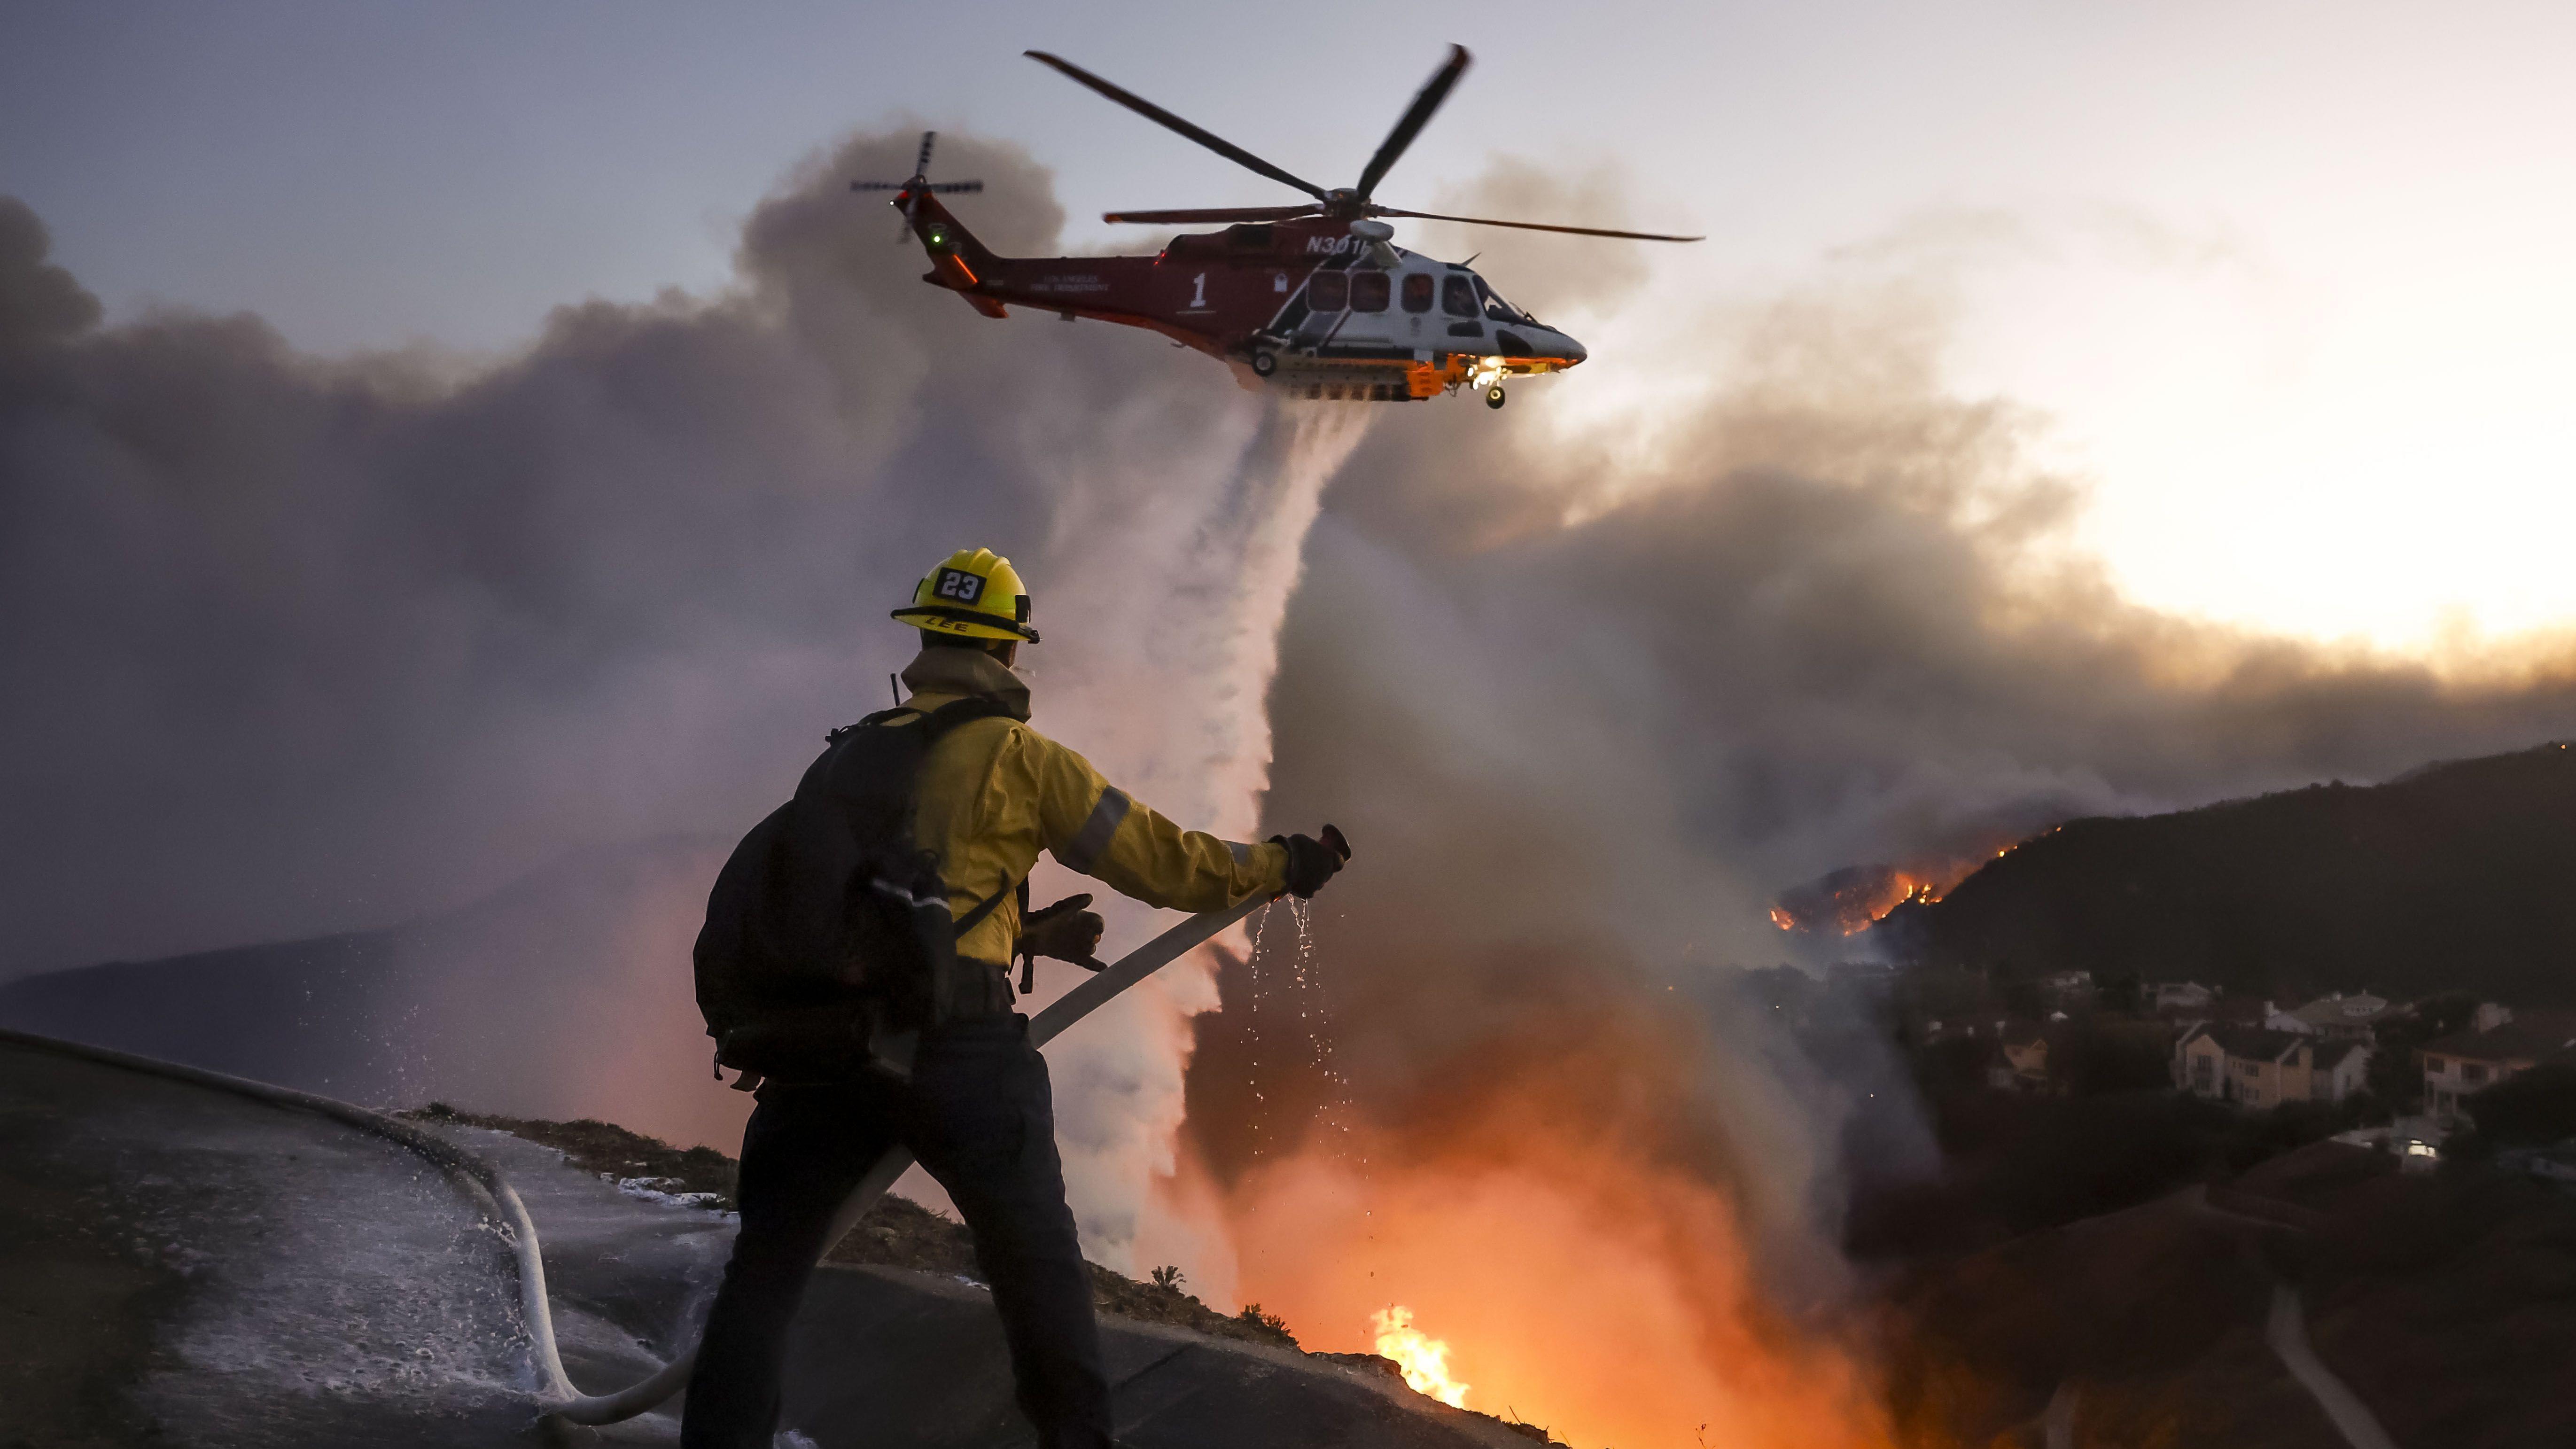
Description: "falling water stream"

(1244, 898), (1355, 1163)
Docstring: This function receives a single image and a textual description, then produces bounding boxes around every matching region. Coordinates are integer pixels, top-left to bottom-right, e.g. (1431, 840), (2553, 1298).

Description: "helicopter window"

(1401, 273), (1434, 313)
(1306, 271), (1349, 312)
(1349, 270), (1391, 312)
(1441, 275), (1478, 317)
(1475, 277), (1533, 325)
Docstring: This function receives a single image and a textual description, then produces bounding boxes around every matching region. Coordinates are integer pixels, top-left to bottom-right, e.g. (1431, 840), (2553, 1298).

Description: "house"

(2175, 1024), (2358, 1107)
(1982, 1024), (2053, 1091)
(2216, 1028), (2309, 1108)
(2312, 1039), (2372, 1103)
(2420, 1011), (2576, 1122)
(2046, 969), (2093, 999)
(2279, 991), (2391, 1041)
(2177, 1025), (2228, 1098)
(2000, 1030), (2049, 1087)
(2152, 981), (2214, 1013)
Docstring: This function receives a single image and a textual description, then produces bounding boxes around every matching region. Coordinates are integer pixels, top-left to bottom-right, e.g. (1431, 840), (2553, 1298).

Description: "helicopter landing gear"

(1485, 385), (1507, 409)
(1251, 351), (1277, 377)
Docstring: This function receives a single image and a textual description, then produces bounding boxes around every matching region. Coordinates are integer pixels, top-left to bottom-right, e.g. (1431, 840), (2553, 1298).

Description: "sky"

(8, 0), (2576, 647)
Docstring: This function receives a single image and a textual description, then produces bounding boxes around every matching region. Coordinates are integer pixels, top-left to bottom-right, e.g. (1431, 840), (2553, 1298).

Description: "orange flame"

(1769, 839), (2025, 935)
(1197, 1083), (1895, 1449)
(1371, 1306), (1471, 1407)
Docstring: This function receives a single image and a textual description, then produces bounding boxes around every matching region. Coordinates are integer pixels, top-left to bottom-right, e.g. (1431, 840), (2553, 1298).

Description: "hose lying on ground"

(0, 1023), (589, 1406)
(0, 893), (1272, 1427)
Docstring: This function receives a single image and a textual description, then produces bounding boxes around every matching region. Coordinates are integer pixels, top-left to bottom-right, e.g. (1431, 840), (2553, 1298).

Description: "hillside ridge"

(1881, 740), (2576, 1005)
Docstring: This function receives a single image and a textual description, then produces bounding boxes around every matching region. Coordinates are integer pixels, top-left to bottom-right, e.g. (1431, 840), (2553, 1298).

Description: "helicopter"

(852, 46), (1699, 409)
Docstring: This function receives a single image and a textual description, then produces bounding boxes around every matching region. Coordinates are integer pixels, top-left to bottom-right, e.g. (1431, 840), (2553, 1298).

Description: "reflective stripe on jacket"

(888, 647), (1287, 966)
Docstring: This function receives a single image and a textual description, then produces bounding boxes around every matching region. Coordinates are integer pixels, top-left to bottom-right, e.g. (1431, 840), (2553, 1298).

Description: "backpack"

(693, 697), (1020, 1084)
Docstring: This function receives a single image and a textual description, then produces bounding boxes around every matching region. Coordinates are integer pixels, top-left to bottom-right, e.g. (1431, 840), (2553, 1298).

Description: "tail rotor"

(851, 131), (986, 243)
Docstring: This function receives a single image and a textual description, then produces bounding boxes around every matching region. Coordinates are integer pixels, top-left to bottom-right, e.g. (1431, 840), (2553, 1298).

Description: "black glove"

(1269, 824), (1351, 899)
(1016, 894), (1107, 990)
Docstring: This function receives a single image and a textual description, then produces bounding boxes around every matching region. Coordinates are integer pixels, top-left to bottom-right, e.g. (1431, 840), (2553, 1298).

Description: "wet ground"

(4, 1037), (1535, 1449)
(0, 1044), (540, 1448)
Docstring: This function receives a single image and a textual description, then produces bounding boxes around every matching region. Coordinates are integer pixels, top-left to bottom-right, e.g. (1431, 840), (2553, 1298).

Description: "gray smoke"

(1197, 256), (2576, 1306)
(0, 133), (1354, 1265)
(1, 137), (1222, 978)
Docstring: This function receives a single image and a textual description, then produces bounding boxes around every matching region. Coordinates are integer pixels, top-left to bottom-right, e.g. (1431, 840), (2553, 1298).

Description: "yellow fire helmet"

(891, 547), (1041, 643)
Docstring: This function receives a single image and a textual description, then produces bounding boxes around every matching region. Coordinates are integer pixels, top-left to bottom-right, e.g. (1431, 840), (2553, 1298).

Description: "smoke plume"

(1173, 236), (2576, 1440)
(0, 132), (1346, 1267)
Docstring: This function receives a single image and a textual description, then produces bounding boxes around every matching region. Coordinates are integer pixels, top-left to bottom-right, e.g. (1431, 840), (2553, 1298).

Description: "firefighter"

(682, 547), (1347, 1449)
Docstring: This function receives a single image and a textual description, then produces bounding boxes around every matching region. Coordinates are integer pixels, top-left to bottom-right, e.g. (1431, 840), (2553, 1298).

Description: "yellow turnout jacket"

(890, 647), (1287, 968)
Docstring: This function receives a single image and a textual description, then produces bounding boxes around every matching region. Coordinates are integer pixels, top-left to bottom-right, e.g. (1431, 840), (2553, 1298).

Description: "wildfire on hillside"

(1769, 841), (2020, 935)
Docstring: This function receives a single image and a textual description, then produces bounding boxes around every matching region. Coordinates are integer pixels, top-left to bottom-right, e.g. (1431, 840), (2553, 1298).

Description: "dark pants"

(680, 1015), (1112, 1449)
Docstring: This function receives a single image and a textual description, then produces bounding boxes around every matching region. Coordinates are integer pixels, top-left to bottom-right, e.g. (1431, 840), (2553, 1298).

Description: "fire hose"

(0, 892), (1273, 1428)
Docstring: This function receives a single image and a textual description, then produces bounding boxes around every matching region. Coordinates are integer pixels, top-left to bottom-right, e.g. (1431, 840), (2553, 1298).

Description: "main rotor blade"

(1026, 50), (1330, 202)
(1101, 205), (1321, 225)
(916, 131), (936, 176)
(1354, 44), (1470, 203)
(850, 181), (907, 191)
(1371, 207), (1704, 242)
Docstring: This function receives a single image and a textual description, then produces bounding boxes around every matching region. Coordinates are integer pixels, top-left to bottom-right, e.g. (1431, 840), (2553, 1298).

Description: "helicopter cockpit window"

(1441, 275), (1478, 317)
(1306, 271), (1349, 312)
(1349, 270), (1391, 313)
(1475, 277), (1533, 325)
(1401, 273), (1434, 313)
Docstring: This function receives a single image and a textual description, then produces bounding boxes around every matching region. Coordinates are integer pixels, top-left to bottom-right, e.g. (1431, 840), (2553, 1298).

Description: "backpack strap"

(826, 706), (917, 745)
(917, 694), (1022, 735)
(902, 696), (1029, 958)
(953, 879), (1015, 940)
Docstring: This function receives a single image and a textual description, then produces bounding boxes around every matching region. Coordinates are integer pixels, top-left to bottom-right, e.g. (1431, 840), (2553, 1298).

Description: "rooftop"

(2421, 1012), (2576, 1063)
(2289, 992), (2390, 1026)
(2196, 1023), (2312, 1064)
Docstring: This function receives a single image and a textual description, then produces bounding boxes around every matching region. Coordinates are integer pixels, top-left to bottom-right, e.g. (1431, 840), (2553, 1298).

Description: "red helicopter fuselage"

(899, 192), (1586, 402)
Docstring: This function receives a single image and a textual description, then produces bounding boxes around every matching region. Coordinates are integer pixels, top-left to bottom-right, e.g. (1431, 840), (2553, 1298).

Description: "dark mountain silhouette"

(0, 836), (743, 1145)
(1880, 741), (2576, 1005)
